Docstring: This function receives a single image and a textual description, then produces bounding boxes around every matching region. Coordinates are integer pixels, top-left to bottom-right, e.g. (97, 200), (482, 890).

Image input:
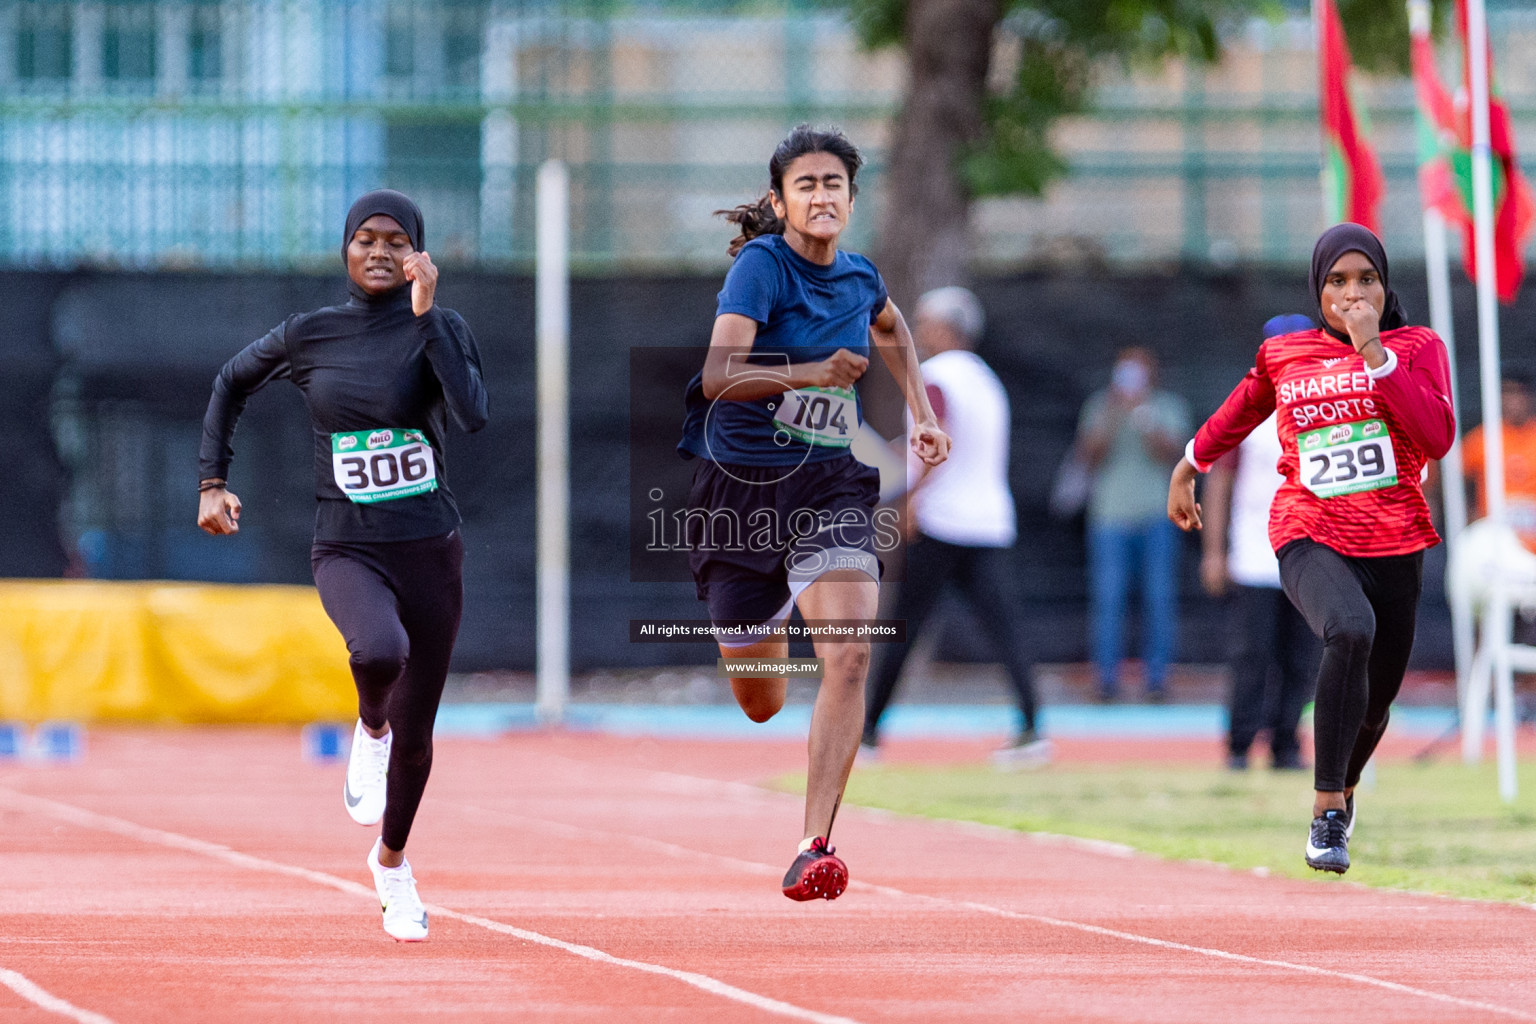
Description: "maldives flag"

(1317, 0), (1384, 232)
(1410, 6), (1465, 229)
(1453, 0), (1534, 302)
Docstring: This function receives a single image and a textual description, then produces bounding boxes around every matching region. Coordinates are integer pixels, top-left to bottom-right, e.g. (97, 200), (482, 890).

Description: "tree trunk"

(874, 0), (1002, 313)
(863, 0), (999, 434)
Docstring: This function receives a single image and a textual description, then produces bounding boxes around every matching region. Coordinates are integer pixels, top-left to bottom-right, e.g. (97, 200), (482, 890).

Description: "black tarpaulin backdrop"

(3, 266), (1507, 672)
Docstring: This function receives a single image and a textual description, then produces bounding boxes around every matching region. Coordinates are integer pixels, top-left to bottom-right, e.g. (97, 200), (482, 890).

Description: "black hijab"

(342, 189), (425, 305)
(1308, 222), (1407, 343)
(342, 189), (425, 260)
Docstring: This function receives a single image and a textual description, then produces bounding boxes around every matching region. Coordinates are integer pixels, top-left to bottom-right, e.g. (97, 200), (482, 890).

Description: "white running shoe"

(990, 731), (1053, 770)
(368, 838), (428, 942)
(344, 720), (390, 826)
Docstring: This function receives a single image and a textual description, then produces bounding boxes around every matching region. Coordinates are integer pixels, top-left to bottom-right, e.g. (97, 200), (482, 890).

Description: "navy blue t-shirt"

(680, 234), (888, 467)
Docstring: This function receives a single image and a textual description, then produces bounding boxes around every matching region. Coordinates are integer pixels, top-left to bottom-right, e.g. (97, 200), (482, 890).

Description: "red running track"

(3, 728), (1534, 1023)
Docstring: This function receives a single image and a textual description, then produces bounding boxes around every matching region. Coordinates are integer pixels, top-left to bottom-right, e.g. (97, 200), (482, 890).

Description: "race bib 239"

(1297, 419), (1398, 498)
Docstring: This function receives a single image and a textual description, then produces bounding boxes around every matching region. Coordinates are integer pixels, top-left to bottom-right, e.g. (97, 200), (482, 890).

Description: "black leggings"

(864, 535), (1038, 737)
(312, 529), (464, 852)
(1226, 585), (1319, 762)
(1278, 538), (1423, 793)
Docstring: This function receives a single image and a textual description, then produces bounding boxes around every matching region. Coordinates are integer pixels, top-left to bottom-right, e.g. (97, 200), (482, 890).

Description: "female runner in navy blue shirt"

(681, 126), (949, 900)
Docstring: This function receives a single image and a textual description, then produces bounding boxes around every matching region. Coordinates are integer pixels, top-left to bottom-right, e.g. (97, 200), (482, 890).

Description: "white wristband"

(1184, 438), (1212, 474)
(1365, 347), (1399, 379)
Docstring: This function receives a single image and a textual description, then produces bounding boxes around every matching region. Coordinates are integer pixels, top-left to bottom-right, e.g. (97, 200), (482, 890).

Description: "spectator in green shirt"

(1075, 348), (1191, 702)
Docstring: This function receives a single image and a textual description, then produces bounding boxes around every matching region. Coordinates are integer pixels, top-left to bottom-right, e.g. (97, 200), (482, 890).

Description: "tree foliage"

(840, 0), (1452, 203)
(1337, 0), (1452, 76)
(845, 0), (1243, 200)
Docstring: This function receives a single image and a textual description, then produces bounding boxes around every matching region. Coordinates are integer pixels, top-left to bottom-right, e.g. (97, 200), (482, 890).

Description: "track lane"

(440, 799), (1536, 1022)
(4, 728), (1534, 1023)
(0, 967), (117, 1024)
(2, 788), (866, 1024)
(422, 735), (1536, 1022)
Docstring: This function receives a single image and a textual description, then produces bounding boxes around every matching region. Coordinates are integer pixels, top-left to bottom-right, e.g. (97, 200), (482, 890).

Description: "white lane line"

(0, 789), (864, 1024)
(464, 764), (1536, 1023)
(923, 897), (1536, 1023)
(0, 968), (117, 1024)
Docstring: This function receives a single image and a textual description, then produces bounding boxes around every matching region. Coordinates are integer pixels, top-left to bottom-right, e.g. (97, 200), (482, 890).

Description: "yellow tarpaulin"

(0, 581), (354, 723)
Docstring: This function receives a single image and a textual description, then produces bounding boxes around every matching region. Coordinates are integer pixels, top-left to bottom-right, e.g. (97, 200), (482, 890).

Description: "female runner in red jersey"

(1167, 223), (1455, 874)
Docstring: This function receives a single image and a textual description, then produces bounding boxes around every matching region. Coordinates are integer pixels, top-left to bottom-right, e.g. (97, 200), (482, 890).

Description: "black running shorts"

(686, 454), (883, 642)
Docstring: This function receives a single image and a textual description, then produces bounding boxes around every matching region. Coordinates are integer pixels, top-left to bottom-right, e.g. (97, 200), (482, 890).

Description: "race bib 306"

(331, 428), (437, 504)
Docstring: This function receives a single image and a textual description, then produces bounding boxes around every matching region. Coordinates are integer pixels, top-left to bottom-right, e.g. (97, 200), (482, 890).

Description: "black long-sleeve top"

(199, 282), (489, 543)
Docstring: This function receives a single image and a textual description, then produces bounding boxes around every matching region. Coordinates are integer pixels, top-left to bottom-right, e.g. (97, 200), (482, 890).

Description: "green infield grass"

(775, 756), (1536, 904)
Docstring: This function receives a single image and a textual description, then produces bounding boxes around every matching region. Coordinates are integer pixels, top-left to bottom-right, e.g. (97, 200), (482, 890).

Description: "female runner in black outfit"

(197, 190), (488, 940)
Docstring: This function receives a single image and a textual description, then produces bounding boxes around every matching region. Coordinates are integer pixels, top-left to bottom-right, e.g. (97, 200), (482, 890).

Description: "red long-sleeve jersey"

(1187, 326), (1455, 558)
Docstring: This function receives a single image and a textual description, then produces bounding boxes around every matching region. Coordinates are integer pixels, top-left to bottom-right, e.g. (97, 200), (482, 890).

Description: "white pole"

(1465, 0), (1517, 801)
(1419, 205), (1480, 752)
(1423, 219), (1470, 546)
(1411, 0), (1468, 547)
(536, 159), (571, 725)
(1422, 210), (1478, 748)
(1312, 0), (1326, 227)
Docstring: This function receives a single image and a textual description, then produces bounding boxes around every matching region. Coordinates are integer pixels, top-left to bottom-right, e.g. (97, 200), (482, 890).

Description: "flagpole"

(1312, 0), (1324, 225)
(1465, 0), (1517, 802)
(1408, 0), (1474, 727)
(1424, 209), (1477, 711)
(1424, 213), (1466, 546)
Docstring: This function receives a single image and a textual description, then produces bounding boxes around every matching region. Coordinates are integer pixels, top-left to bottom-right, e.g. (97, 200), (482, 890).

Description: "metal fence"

(0, 0), (896, 270)
(0, 0), (1534, 271)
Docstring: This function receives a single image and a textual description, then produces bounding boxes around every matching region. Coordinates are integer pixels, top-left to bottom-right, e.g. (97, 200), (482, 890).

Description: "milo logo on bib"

(1297, 418), (1397, 498)
(331, 428), (437, 504)
(772, 386), (857, 448)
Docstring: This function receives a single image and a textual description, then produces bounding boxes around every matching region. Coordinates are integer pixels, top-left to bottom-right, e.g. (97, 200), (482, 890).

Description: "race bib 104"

(772, 386), (857, 448)
(331, 428), (437, 504)
(1297, 419), (1398, 498)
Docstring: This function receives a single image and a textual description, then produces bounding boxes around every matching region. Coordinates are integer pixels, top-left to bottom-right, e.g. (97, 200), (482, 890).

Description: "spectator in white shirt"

(1199, 314), (1321, 770)
(860, 287), (1046, 765)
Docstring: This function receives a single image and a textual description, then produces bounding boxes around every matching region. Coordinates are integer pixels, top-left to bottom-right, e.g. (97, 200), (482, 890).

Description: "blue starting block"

(302, 722), (351, 762)
(0, 723), (24, 759)
(30, 722), (83, 762)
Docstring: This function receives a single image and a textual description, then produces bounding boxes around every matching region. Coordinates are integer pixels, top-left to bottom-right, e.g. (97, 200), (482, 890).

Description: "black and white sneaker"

(368, 838), (428, 941)
(344, 720), (390, 826)
(1305, 809), (1350, 874)
(990, 729), (1052, 768)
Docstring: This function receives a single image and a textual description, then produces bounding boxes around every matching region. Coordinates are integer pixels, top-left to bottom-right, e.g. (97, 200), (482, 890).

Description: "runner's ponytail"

(718, 193), (784, 257)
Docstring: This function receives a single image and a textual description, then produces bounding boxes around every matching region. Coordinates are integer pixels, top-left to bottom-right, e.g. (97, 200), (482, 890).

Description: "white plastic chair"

(1445, 517), (1534, 793)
